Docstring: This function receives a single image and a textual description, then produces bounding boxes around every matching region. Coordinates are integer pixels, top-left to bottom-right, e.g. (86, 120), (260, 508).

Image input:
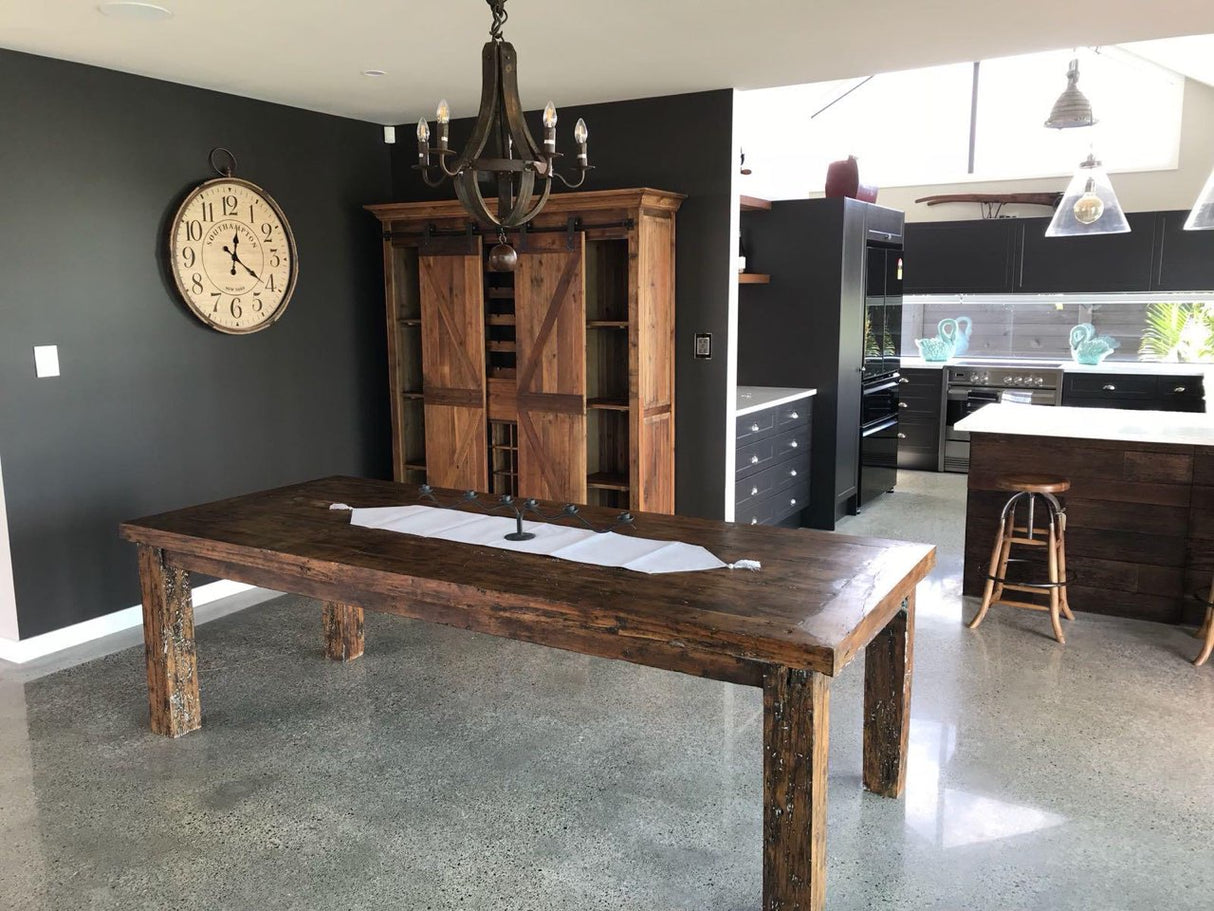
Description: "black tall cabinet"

(738, 197), (903, 529)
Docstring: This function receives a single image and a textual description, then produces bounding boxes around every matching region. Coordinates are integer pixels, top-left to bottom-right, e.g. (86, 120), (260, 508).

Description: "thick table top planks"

(120, 476), (935, 685)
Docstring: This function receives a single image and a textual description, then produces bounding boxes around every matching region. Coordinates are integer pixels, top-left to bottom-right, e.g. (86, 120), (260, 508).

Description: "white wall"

(0, 455), (18, 642)
(870, 78), (1214, 222)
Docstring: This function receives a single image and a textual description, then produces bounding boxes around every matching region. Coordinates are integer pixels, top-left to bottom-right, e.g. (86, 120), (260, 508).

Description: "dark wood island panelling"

(965, 432), (1210, 625)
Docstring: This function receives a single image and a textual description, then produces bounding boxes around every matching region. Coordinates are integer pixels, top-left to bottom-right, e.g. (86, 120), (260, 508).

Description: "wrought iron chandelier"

(415, 0), (592, 270)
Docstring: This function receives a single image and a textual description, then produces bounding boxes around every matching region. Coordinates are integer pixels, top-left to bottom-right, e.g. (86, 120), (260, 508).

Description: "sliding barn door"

(514, 233), (587, 503)
(418, 237), (488, 491)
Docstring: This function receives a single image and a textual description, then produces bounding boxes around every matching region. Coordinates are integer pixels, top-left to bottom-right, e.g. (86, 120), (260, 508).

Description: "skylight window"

(736, 47), (1184, 196)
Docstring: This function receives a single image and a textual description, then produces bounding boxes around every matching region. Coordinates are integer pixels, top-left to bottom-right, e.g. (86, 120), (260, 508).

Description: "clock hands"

(221, 231), (262, 282)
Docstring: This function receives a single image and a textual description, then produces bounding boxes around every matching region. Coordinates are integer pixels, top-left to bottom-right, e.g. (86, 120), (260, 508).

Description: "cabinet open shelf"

(487, 340), (516, 353)
(487, 314), (516, 326)
(738, 273), (771, 284)
(588, 398), (629, 411)
(486, 287), (515, 299)
(403, 461), (427, 471)
(398, 318), (421, 327)
(740, 195), (772, 212)
(587, 320), (628, 329)
(401, 391), (424, 400)
(587, 472), (630, 492)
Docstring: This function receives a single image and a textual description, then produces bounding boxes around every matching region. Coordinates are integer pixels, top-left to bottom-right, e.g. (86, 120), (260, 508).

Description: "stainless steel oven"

(943, 363), (1063, 472)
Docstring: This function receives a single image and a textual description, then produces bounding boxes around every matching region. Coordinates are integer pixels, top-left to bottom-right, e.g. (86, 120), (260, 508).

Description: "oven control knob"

(1035, 377), (1044, 386)
(1003, 375), (1012, 384)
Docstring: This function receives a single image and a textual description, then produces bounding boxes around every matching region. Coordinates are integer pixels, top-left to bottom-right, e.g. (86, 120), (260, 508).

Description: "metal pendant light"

(1045, 154), (1130, 237)
(1044, 58), (1098, 129)
(1183, 166), (1214, 231)
(414, 0), (592, 270)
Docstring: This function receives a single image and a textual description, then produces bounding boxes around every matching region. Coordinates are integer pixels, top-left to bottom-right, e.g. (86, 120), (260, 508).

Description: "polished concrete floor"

(2, 471), (1212, 909)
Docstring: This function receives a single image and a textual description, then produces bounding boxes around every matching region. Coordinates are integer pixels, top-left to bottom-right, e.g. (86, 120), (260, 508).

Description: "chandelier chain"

(487, 0), (508, 41)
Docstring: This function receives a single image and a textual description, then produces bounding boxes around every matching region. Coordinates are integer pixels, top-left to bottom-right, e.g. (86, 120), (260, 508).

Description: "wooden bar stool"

(968, 474), (1073, 644)
(1194, 578), (1214, 667)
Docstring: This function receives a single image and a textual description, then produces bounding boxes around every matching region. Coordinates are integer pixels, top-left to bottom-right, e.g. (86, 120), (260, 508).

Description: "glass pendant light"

(1183, 166), (1214, 231)
(1045, 153), (1130, 237)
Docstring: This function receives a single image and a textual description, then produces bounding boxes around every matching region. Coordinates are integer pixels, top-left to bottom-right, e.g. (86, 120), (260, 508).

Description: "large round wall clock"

(168, 154), (298, 334)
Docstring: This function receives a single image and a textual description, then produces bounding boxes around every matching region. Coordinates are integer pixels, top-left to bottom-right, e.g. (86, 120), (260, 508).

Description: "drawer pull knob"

(751, 486), (759, 496)
(789, 411), (799, 419)
(898, 401), (909, 409)
(1102, 384), (1116, 391)
(897, 432), (907, 439)
(751, 455), (760, 464)
(1173, 385), (1187, 393)
(790, 498), (797, 506)
(789, 469), (797, 477)
(750, 517), (758, 525)
(750, 423), (760, 432)
(790, 440), (799, 449)
(898, 377), (909, 384)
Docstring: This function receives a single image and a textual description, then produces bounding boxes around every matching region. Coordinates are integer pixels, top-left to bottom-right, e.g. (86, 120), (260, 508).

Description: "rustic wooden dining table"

(120, 476), (935, 911)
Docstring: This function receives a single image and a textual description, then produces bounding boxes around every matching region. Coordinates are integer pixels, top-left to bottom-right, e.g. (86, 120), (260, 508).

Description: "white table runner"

(333, 504), (758, 575)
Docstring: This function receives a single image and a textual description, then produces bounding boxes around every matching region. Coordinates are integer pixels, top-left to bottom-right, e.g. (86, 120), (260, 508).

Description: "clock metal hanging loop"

(208, 147), (239, 179)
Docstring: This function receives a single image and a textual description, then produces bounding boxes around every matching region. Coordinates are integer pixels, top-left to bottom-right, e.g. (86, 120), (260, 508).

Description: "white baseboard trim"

(0, 581), (276, 665)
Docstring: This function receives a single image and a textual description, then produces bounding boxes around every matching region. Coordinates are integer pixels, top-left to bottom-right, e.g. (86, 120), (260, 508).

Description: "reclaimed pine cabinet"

(366, 188), (683, 513)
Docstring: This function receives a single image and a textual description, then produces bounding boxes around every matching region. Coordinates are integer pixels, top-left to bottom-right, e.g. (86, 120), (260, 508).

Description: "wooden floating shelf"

(740, 195), (773, 212)
(587, 472), (630, 492)
(587, 320), (629, 329)
(738, 273), (771, 284)
(588, 398), (630, 411)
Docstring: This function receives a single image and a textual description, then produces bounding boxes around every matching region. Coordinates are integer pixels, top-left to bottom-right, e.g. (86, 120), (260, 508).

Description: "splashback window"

(904, 293), (1214, 363)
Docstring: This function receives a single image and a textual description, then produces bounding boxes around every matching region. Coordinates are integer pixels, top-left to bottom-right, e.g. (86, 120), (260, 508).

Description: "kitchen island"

(956, 403), (1214, 625)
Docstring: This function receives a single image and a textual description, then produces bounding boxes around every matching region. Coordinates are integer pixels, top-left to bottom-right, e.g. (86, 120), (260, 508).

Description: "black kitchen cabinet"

(735, 399), (813, 526)
(738, 198), (902, 529)
(1061, 372), (1206, 412)
(1015, 213), (1158, 292)
(903, 220), (1016, 294)
(1154, 211), (1214, 291)
(904, 210), (1214, 296)
(897, 367), (944, 470)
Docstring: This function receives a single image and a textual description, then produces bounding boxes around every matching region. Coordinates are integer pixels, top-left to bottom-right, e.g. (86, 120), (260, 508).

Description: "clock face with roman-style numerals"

(168, 176), (298, 334)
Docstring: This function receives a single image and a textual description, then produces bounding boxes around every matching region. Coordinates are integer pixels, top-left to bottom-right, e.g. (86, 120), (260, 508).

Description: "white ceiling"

(3, 1), (1214, 124)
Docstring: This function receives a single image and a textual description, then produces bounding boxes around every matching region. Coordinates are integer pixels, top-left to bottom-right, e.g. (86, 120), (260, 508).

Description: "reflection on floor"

(1, 470), (1212, 909)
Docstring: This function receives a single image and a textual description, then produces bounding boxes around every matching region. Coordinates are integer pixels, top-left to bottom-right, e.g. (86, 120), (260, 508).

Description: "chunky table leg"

(323, 602), (364, 661)
(763, 666), (830, 911)
(863, 593), (915, 797)
(137, 544), (200, 737)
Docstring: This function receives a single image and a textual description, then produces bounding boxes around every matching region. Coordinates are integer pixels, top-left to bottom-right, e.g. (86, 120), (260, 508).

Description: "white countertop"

(955, 403), (1214, 447)
(900, 356), (1211, 377)
(736, 386), (817, 417)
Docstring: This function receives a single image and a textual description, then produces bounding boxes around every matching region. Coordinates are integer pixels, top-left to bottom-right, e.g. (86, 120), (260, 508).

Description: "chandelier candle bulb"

(416, 117), (430, 165)
(574, 117), (589, 165)
(543, 100), (558, 152)
(436, 99), (451, 150)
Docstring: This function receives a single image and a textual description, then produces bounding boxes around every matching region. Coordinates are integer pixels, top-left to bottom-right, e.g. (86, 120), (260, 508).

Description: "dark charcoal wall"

(386, 90), (736, 519)
(0, 50), (393, 638)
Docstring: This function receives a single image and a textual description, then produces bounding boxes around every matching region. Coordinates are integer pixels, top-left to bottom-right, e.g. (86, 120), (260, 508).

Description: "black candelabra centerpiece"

(417, 485), (634, 542)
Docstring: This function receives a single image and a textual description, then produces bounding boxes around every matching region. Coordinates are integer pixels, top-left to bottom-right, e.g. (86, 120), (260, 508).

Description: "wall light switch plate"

(694, 333), (712, 359)
(33, 345), (60, 378)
